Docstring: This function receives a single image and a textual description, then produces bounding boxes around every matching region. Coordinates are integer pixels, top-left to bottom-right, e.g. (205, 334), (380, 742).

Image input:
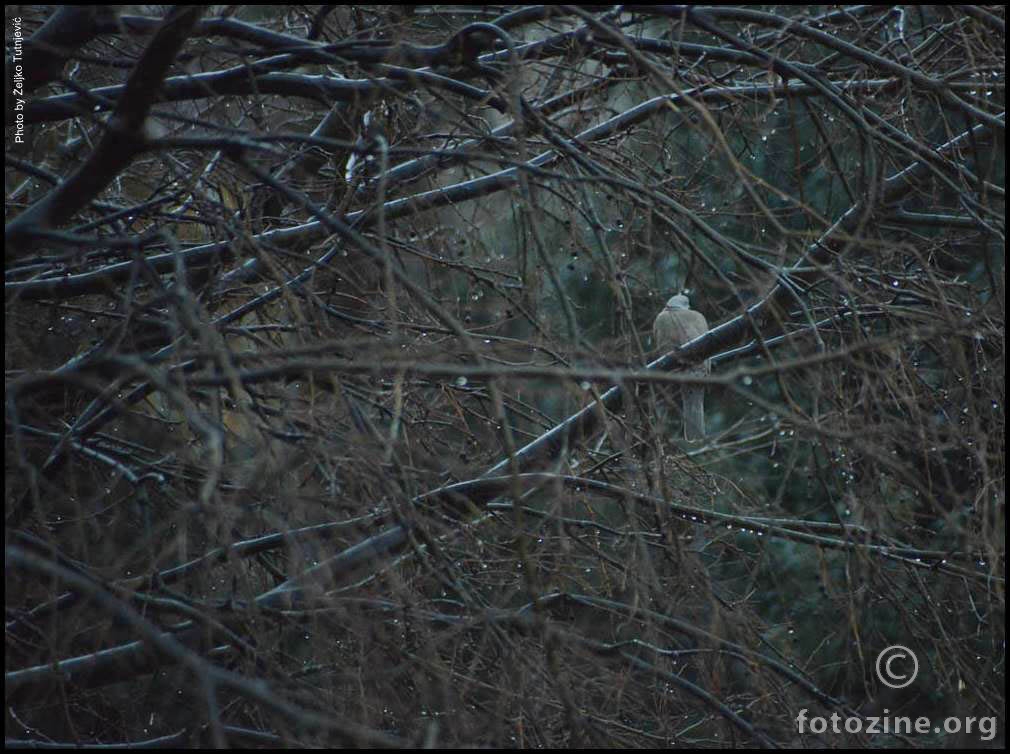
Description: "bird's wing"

(654, 308), (708, 350)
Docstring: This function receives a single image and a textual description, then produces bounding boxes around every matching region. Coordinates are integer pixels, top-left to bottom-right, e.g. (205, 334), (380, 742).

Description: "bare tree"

(6, 5), (1004, 748)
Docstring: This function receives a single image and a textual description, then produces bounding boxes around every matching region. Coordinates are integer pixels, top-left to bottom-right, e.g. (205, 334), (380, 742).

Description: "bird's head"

(665, 294), (691, 310)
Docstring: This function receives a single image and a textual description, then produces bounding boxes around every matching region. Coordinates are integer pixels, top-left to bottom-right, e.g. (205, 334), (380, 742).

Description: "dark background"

(5, 5), (1005, 747)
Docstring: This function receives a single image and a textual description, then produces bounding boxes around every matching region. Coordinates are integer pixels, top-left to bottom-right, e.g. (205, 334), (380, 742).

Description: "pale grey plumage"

(653, 294), (710, 441)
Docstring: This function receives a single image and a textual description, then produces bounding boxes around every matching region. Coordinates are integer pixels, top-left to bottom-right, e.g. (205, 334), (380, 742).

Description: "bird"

(653, 293), (710, 441)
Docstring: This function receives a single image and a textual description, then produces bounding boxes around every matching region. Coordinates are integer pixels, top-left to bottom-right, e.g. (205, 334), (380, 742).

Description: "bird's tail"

(684, 386), (705, 441)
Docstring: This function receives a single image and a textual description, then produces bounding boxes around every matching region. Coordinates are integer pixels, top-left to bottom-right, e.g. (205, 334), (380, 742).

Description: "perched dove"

(653, 294), (710, 441)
